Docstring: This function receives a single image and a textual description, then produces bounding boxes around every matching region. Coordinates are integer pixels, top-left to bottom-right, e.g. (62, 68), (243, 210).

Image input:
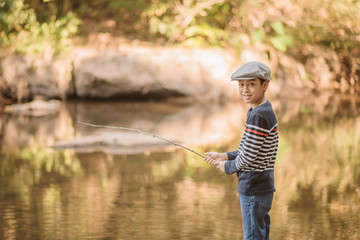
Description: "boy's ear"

(263, 81), (269, 91)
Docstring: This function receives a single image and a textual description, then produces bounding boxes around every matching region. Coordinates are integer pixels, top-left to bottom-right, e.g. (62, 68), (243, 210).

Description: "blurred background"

(0, 0), (359, 239)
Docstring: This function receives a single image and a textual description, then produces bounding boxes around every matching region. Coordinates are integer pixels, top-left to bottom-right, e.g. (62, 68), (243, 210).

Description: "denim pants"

(239, 192), (274, 240)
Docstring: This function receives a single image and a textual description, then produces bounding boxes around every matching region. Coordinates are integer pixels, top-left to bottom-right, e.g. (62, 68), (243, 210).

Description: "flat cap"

(231, 61), (271, 81)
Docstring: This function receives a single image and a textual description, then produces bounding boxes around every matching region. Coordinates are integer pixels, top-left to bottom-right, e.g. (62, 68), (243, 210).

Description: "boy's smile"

(237, 78), (269, 108)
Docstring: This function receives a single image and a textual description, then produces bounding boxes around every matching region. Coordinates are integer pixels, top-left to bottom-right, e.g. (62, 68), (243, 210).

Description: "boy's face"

(237, 78), (269, 107)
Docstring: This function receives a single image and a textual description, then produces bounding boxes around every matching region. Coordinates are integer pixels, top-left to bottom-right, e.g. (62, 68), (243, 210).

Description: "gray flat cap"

(231, 61), (271, 81)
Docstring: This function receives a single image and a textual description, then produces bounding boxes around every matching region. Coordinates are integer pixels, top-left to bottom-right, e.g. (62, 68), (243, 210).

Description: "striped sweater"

(225, 101), (278, 195)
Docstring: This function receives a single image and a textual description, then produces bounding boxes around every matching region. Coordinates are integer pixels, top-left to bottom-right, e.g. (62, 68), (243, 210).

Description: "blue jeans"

(239, 192), (274, 240)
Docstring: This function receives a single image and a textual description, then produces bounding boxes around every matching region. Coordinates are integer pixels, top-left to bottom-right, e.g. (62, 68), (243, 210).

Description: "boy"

(204, 61), (278, 240)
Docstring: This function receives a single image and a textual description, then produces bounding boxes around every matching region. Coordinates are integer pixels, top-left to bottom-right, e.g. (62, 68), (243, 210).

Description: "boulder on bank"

(4, 99), (61, 117)
(72, 46), (236, 100)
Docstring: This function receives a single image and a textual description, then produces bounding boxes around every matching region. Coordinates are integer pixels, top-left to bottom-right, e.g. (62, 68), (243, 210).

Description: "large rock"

(72, 46), (236, 100)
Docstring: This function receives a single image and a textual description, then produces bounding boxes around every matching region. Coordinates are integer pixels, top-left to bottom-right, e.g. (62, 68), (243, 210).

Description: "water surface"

(1, 93), (359, 240)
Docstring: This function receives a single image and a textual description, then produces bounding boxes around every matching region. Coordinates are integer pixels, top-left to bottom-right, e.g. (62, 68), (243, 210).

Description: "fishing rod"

(78, 121), (206, 158)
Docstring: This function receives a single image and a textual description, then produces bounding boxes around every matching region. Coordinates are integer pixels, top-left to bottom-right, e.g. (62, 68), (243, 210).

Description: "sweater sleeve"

(225, 115), (270, 175)
(226, 151), (238, 160)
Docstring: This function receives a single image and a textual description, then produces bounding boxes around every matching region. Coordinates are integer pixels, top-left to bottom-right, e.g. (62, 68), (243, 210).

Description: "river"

(0, 92), (359, 240)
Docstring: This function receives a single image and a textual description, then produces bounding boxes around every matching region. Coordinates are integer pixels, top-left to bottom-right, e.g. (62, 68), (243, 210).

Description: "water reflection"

(55, 100), (247, 154)
(0, 93), (360, 240)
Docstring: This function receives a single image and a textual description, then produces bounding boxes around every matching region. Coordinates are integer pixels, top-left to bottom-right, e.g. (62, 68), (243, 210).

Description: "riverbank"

(1, 36), (359, 105)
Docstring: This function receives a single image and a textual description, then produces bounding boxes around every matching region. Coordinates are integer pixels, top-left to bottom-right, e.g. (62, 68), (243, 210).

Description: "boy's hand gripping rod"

(78, 121), (206, 158)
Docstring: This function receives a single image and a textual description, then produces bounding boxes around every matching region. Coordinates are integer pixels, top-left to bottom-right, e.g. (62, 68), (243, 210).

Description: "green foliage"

(271, 21), (285, 35)
(251, 21), (294, 52)
(183, 24), (229, 46)
(290, 0), (360, 50)
(140, 0), (359, 51)
(269, 21), (294, 52)
(251, 29), (266, 43)
(299, 106), (313, 115)
(143, 0), (232, 47)
(1, 0), (360, 53)
(0, 0), (80, 55)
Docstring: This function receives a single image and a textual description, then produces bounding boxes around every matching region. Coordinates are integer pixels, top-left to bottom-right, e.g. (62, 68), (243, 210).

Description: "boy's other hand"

(215, 161), (226, 173)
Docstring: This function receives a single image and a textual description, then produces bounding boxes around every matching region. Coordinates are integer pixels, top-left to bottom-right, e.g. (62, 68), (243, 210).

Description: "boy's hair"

(259, 78), (266, 85)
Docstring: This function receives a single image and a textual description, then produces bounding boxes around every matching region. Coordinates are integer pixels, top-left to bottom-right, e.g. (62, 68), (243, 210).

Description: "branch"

(78, 121), (206, 158)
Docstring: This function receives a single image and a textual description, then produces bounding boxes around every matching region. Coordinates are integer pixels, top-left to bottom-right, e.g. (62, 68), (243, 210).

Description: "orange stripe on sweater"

(245, 128), (268, 136)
